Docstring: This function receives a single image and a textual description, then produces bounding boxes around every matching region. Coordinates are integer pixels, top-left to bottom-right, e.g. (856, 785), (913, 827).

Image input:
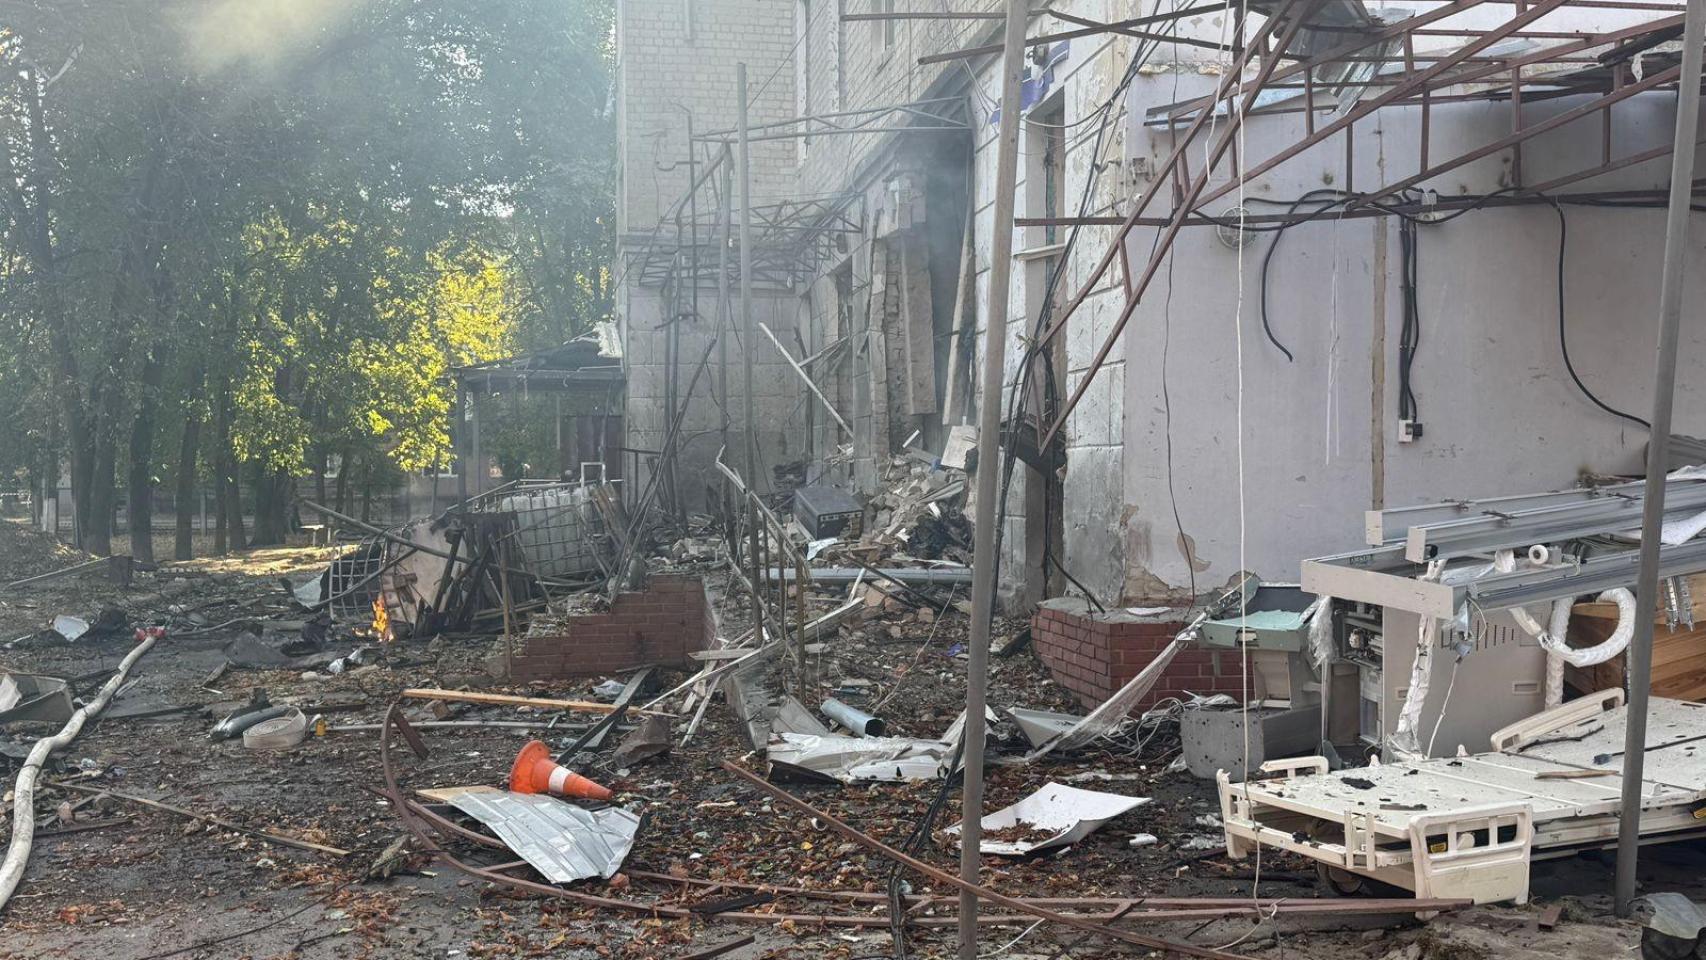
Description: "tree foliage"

(0, 0), (615, 553)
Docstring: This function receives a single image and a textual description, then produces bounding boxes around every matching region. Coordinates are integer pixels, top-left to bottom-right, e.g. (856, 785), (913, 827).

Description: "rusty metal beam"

(1029, 0), (1312, 373)
(1158, 0), (1502, 122)
(1040, 0), (1572, 451)
(1523, 134), (1706, 193)
(917, 2), (1230, 65)
(1186, 9), (1684, 210)
(722, 762), (1256, 960)
(1354, 61), (1684, 205)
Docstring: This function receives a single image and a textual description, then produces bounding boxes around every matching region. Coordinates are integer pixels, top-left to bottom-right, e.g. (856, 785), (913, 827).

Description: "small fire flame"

(371, 597), (391, 642)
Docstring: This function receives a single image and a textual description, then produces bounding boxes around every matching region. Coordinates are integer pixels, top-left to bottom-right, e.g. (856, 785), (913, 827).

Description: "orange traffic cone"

(508, 740), (613, 801)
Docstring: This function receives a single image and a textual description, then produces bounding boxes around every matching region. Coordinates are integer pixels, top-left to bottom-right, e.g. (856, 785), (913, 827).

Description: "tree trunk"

(250, 467), (290, 547)
(127, 351), (164, 563)
(224, 456), (245, 551)
(334, 447), (351, 515)
(213, 461), (227, 554)
(360, 456), (373, 524)
(17, 66), (90, 548)
(213, 381), (243, 553)
(174, 401), (203, 561)
(85, 420), (117, 556)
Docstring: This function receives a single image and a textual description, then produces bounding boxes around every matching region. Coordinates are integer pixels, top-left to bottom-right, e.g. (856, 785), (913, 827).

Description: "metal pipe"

(918, 2), (1235, 65)
(763, 566), (971, 584)
(960, 5), (1027, 955)
(1616, 0), (1706, 918)
(821, 698), (886, 737)
(737, 63), (766, 653)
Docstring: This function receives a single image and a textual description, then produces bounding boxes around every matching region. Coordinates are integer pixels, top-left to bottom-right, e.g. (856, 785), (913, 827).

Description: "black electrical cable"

(1408, 214), (1421, 419)
(1397, 216), (1421, 423)
(989, 24), (1163, 611)
(881, 737), (967, 960)
(1551, 200), (1652, 429)
(1161, 236), (1198, 608)
(1255, 189), (1348, 362)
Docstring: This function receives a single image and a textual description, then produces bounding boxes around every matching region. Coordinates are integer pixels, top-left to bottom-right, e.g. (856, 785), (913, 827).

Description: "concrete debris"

(610, 714), (672, 768)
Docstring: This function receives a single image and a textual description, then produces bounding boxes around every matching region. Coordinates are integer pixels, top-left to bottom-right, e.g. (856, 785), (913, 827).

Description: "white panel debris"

(767, 733), (954, 783)
(946, 782), (1151, 856)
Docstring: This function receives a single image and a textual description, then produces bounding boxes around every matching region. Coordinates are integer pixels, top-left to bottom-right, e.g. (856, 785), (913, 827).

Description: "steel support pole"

(1615, 0), (1705, 919)
(737, 64), (767, 654)
(716, 149), (737, 560)
(958, 5), (1027, 957)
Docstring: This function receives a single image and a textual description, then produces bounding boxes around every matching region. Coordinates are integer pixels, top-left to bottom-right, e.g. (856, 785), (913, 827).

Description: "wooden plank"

(897, 232), (937, 416)
(940, 194), (975, 426)
(400, 689), (674, 719)
(681, 935), (755, 960)
(1568, 603), (1706, 699)
(688, 649), (757, 661)
(55, 783), (350, 857)
(417, 785), (500, 802)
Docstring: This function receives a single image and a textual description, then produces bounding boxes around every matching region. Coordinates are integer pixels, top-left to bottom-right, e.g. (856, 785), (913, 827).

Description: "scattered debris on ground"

(0, 474), (1684, 959)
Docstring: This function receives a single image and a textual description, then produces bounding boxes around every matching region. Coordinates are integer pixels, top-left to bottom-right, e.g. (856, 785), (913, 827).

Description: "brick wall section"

(1031, 598), (1244, 715)
(503, 575), (714, 681)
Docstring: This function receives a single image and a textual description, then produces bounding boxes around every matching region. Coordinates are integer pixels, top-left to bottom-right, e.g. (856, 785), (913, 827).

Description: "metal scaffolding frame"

(695, 96), (970, 143)
(1030, 0), (1703, 453)
(625, 193), (864, 291)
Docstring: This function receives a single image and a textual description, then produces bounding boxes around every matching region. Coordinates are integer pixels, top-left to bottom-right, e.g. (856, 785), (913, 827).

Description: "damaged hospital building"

(18, 1), (1706, 957)
(609, 0), (1706, 922)
(615, 0), (1706, 612)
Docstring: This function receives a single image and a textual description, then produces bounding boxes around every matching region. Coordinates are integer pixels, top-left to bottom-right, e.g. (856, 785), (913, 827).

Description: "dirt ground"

(0, 518), (1690, 959)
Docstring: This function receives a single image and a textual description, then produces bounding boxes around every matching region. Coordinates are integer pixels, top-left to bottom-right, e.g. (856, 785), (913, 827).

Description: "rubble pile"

(0, 460), (1659, 960)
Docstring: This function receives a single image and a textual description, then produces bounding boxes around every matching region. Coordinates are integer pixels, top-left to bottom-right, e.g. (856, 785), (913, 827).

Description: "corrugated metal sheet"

(444, 790), (640, 883)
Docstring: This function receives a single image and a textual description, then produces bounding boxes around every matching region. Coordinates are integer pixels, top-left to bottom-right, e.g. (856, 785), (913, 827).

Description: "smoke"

(179, 0), (372, 73)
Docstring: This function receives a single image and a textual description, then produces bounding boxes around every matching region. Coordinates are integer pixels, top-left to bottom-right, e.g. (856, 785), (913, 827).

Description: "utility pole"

(716, 146), (736, 562)
(958, 4), (1027, 956)
(737, 63), (767, 652)
(716, 146), (733, 468)
(1615, 0), (1705, 918)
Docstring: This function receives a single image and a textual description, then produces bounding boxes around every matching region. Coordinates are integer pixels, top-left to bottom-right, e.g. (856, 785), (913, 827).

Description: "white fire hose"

(0, 632), (158, 912)
(1494, 549), (1635, 708)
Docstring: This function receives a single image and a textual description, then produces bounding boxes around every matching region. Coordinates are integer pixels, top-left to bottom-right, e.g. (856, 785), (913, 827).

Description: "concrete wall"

(1107, 52), (1706, 600)
(614, 0), (804, 506)
(621, 285), (807, 505)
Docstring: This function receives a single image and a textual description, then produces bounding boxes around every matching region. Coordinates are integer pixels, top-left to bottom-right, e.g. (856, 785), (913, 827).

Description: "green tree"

(0, 0), (616, 555)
